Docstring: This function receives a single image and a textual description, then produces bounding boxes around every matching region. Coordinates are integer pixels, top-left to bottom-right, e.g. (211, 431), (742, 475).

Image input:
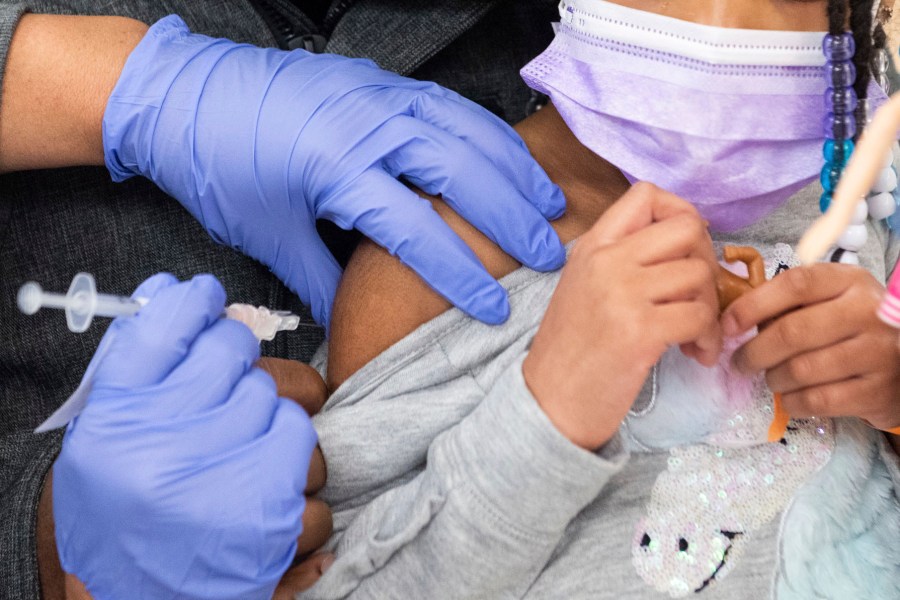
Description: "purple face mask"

(521, 0), (887, 231)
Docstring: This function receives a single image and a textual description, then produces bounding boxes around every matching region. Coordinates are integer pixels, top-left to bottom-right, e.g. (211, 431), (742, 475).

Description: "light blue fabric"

(53, 274), (317, 600)
(102, 15), (566, 327)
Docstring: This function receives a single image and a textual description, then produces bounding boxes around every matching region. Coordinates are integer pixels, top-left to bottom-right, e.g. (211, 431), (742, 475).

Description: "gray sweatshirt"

(307, 181), (900, 600)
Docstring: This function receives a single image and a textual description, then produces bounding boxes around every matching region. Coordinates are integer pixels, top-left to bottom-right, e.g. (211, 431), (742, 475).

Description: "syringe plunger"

(16, 273), (142, 332)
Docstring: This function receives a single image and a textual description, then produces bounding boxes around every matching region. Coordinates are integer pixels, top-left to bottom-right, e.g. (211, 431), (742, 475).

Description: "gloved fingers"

(149, 367), (281, 460)
(256, 357), (327, 416)
(306, 446), (326, 493)
(130, 272), (180, 300)
(317, 170), (511, 324)
(296, 499), (333, 557)
(269, 234), (342, 328)
(95, 274), (227, 388)
(158, 319), (261, 416)
(379, 116), (565, 272)
(407, 89), (566, 219)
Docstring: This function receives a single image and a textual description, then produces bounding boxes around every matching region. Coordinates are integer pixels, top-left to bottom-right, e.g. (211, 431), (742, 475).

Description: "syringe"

(17, 273), (301, 341)
(17, 273), (145, 333)
(21, 273), (304, 434)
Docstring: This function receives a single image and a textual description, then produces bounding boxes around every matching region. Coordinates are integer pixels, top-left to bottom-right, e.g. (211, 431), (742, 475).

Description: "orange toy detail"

(716, 246), (788, 443)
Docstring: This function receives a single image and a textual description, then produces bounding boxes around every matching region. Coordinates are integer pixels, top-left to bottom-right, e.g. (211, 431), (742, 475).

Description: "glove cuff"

(103, 15), (199, 182)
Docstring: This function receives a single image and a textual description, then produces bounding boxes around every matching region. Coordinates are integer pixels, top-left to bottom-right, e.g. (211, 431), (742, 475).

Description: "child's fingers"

(638, 258), (717, 304)
(617, 212), (713, 267)
(780, 376), (893, 426)
(587, 182), (700, 245)
(764, 336), (869, 394)
(731, 298), (864, 374)
(723, 264), (857, 336)
(652, 301), (721, 350)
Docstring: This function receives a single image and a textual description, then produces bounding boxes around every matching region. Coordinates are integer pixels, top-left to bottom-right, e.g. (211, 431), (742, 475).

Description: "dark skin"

(328, 2), (900, 451)
(37, 357), (335, 600)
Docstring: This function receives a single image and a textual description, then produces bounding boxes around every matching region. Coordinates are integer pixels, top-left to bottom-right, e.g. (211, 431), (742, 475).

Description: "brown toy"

(716, 246), (766, 312)
(716, 246), (790, 443)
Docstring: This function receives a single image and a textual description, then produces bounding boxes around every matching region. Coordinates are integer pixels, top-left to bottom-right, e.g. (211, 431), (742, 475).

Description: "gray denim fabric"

(305, 183), (900, 599)
(0, 1), (557, 597)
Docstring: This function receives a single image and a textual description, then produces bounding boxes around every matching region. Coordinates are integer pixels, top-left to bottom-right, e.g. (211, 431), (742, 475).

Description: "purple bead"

(822, 32), (855, 62)
(824, 86), (858, 114)
(823, 112), (857, 140)
(825, 60), (857, 88)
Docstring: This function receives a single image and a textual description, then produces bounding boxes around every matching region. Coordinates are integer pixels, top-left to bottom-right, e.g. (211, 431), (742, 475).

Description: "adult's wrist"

(0, 14), (147, 172)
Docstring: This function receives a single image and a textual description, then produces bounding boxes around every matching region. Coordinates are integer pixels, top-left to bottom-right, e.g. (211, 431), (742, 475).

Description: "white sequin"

(632, 419), (835, 597)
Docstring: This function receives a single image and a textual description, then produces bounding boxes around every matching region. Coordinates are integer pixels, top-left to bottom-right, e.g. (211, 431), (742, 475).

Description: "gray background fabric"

(0, 1), (557, 597)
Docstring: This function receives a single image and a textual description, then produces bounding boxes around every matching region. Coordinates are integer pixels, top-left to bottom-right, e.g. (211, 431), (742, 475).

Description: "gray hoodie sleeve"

(304, 356), (629, 600)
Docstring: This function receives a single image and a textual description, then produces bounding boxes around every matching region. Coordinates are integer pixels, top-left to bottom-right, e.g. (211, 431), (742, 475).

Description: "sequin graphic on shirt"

(632, 418), (834, 596)
(629, 243), (835, 596)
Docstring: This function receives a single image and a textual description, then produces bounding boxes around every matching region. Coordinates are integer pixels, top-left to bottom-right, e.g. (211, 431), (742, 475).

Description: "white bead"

(837, 224), (868, 251)
(867, 192), (897, 220)
(850, 199), (869, 224)
(871, 167), (898, 193)
(884, 150), (896, 169)
(834, 249), (860, 266)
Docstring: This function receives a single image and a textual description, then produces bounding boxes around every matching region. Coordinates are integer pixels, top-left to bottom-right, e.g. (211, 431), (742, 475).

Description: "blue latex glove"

(53, 273), (316, 600)
(103, 15), (566, 327)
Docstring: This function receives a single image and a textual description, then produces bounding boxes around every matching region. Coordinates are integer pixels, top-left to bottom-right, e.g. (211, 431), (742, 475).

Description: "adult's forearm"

(0, 14), (147, 173)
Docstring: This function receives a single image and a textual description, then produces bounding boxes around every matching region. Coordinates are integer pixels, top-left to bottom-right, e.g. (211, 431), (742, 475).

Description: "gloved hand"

(103, 15), (566, 327)
(53, 273), (317, 600)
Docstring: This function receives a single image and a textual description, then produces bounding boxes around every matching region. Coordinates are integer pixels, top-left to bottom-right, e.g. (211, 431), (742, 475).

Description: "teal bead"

(823, 139), (854, 163)
(820, 162), (842, 192)
(820, 191), (832, 213)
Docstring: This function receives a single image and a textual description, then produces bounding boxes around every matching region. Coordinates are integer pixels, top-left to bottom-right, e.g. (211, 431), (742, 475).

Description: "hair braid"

(827, 0), (848, 36)
(849, 0), (875, 108)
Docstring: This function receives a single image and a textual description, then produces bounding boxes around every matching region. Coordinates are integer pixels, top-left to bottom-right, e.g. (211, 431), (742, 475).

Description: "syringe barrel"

(92, 294), (142, 318)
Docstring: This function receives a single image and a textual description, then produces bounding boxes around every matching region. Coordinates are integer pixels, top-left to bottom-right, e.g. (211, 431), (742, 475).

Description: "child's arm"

(524, 183), (723, 449)
(306, 185), (721, 599)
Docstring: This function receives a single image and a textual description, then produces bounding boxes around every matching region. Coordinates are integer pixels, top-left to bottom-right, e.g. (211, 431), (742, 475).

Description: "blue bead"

(823, 139), (855, 163)
(822, 32), (855, 62)
(825, 61), (857, 88)
(823, 112), (857, 139)
(824, 86), (858, 114)
(820, 191), (833, 213)
(820, 162), (842, 192)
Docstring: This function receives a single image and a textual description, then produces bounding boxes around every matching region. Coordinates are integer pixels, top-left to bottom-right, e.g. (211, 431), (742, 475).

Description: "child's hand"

(723, 263), (900, 432)
(523, 183), (722, 450)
